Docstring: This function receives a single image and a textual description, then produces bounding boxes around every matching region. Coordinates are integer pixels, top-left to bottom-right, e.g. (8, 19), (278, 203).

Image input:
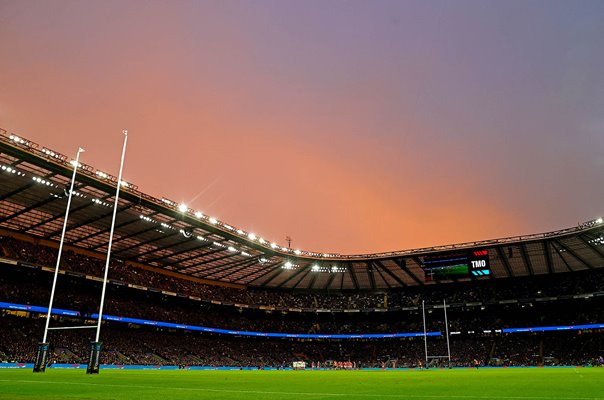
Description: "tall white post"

(42, 147), (84, 343)
(422, 300), (428, 367)
(94, 130), (128, 342)
(443, 299), (451, 366)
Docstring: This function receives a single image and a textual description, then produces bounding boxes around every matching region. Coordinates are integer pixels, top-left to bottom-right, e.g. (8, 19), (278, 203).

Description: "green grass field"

(0, 368), (602, 400)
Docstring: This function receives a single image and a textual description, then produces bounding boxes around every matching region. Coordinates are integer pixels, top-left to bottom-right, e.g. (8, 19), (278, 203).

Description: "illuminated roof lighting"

(31, 176), (56, 187)
(161, 198), (177, 207)
(6, 167), (25, 176)
(597, 218), (603, 224)
(42, 148), (66, 161)
(140, 214), (157, 223)
(178, 203), (188, 212)
(209, 217), (218, 225)
(248, 233), (257, 240)
(92, 198), (111, 207)
(194, 211), (203, 218)
(9, 134), (31, 146)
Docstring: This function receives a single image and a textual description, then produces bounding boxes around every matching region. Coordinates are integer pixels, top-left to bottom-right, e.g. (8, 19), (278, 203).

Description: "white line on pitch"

(0, 379), (601, 400)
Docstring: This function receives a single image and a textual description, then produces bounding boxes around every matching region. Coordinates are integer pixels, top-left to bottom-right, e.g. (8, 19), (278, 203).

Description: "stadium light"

(42, 147), (67, 161)
(194, 211), (203, 218)
(9, 134), (32, 147)
(209, 217), (218, 224)
(1, 165), (25, 176)
(178, 204), (188, 213)
(92, 198), (111, 207)
(597, 218), (603, 224)
(248, 233), (257, 241)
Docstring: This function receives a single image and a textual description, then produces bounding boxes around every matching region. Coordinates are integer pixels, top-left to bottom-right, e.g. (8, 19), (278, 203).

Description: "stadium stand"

(0, 245), (602, 367)
(0, 130), (603, 370)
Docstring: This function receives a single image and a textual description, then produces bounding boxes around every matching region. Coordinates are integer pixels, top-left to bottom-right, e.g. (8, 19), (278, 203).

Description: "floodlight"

(248, 233), (257, 240)
(194, 211), (203, 218)
(178, 204), (188, 212)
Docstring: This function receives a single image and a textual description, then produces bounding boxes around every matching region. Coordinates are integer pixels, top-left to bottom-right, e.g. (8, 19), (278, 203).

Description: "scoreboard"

(422, 250), (490, 281)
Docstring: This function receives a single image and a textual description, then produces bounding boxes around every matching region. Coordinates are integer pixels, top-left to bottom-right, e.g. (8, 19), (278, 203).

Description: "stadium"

(2, 2), (604, 399)
(0, 127), (603, 399)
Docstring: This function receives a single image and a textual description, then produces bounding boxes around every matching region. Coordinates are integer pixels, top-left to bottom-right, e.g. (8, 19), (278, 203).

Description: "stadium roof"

(1, 128), (603, 290)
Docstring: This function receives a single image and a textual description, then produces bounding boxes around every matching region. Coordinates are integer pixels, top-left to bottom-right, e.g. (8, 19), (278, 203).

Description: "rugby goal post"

(422, 299), (452, 368)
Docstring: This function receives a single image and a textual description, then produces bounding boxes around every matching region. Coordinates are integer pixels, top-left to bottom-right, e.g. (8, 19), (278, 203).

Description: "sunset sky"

(0, 0), (603, 255)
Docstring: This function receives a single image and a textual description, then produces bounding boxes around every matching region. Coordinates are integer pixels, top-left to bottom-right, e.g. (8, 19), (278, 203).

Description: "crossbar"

(47, 326), (96, 330)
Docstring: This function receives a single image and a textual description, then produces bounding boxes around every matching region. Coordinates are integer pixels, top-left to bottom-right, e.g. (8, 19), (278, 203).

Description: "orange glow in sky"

(1, 1), (603, 254)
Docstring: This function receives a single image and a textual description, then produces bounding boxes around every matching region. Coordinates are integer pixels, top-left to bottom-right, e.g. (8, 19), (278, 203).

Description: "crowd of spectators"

(1, 236), (603, 313)
(1, 234), (602, 369)
(1, 266), (603, 337)
(1, 315), (601, 368)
